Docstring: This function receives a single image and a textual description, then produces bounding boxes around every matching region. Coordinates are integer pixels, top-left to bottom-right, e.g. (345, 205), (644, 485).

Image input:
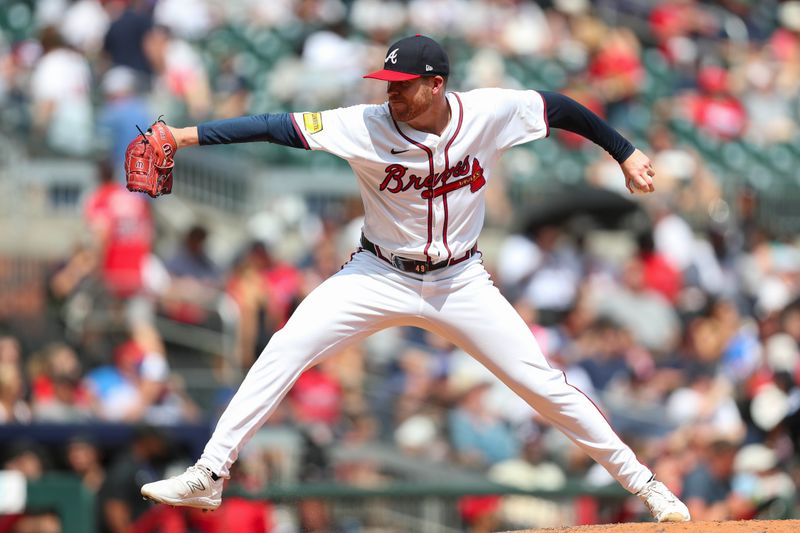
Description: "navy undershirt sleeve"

(197, 113), (307, 149)
(540, 91), (635, 163)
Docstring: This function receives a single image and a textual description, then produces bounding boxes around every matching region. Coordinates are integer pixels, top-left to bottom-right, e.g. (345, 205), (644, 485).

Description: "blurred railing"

(59, 282), (244, 389)
(6, 125), (800, 241)
(0, 422), (212, 459)
(0, 133), (93, 257)
(12, 472), (627, 533)
(12, 462), (797, 532)
(174, 147), (356, 215)
(0, 256), (51, 319)
(155, 290), (245, 387)
(172, 149), (254, 214)
(0, 133), (356, 222)
(227, 479), (629, 533)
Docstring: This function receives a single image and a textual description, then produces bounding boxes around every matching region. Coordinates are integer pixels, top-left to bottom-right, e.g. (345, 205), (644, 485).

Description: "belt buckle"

(391, 256), (411, 272)
(415, 263), (427, 274)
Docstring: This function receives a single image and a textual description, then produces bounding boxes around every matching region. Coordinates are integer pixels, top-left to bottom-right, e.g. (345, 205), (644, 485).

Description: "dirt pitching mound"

(504, 519), (800, 533)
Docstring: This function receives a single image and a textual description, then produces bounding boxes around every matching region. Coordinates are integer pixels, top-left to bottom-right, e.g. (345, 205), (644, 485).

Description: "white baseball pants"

(198, 250), (653, 493)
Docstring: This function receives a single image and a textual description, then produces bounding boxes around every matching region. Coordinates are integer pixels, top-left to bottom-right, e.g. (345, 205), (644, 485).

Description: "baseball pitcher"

(136, 35), (689, 523)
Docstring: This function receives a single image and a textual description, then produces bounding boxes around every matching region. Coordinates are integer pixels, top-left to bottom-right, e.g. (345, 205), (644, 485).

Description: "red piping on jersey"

(392, 118), (435, 263)
(340, 248), (362, 270)
(448, 247), (474, 265)
(290, 113), (311, 150)
(441, 93), (464, 262)
(374, 243), (389, 262)
(540, 91), (550, 138)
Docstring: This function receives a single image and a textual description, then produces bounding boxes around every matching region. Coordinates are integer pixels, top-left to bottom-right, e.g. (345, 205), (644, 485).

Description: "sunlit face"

(387, 77), (435, 123)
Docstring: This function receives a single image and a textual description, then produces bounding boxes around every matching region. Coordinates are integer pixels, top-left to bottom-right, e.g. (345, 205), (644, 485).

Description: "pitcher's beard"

(389, 102), (413, 122)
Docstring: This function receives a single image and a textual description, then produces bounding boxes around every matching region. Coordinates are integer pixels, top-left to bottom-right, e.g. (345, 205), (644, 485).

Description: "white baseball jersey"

(291, 88), (549, 262)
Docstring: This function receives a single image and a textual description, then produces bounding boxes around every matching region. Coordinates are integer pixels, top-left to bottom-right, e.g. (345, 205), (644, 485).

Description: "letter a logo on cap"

(364, 35), (450, 81)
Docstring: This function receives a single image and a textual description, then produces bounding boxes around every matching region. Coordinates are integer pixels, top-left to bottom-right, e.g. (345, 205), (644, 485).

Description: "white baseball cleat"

(637, 479), (690, 522)
(141, 464), (223, 510)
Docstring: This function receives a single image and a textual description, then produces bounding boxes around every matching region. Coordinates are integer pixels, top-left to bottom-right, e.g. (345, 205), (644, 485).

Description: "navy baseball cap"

(364, 35), (450, 82)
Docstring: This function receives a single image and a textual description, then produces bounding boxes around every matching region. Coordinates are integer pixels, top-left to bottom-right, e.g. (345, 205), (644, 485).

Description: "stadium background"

(2, 0), (800, 531)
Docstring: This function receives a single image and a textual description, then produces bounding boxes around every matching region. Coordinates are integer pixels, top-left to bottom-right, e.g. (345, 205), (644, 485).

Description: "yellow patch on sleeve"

(303, 112), (323, 134)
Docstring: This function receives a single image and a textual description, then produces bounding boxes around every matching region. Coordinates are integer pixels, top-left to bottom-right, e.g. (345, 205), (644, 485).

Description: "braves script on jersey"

(291, 89), (546, 263)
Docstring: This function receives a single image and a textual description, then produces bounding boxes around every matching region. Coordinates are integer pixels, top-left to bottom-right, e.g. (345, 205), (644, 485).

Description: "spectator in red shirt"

(226, 241), (303, 366)
(188, 497), (272, 533)
(84, 160), (154, 299)
(289, 360), (343, 427)
(685, 66), (747, 140)
(587, 27), (644, 122)
(637, 231), (683, 304)
(84, 160), (166, 357)
(29, 342), (93, 422)
(649, 0), (716, 65)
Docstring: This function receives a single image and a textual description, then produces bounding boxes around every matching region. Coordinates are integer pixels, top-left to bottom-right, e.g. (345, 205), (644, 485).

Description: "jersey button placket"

(429, 150), (446, 263)
(422, 145), (441, 306)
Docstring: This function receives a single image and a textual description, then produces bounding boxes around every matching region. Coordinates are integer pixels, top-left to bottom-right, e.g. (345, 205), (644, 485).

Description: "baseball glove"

(124, 119), (177, 198)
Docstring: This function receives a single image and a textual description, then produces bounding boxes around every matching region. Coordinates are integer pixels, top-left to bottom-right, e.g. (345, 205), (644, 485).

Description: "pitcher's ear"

(432, 75), (447, 94)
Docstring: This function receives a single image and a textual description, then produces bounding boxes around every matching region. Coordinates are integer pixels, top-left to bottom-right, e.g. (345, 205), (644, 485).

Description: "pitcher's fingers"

(633, 174), (653, 193)
(642, 174), (655, 192)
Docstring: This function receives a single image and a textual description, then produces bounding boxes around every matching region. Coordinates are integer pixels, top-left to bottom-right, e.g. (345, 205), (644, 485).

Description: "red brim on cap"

(363, 70), (421, 81)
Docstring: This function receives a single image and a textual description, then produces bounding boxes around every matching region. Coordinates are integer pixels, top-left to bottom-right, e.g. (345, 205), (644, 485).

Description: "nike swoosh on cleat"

(390, 148), (410, 154)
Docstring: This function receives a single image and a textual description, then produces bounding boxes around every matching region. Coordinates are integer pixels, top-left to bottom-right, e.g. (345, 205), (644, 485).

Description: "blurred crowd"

(3, 0), (800, 532)
(2, 0), (800, 157)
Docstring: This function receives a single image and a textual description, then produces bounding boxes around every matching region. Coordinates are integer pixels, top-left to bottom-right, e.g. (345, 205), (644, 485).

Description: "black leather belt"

(360, 234), (478, 274)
